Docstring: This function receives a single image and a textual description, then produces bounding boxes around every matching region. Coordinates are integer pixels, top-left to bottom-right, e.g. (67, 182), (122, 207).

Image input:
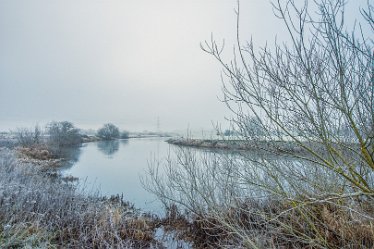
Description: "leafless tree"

(145, 0), (374, 247)
(46, 121), (82, 154)
(201, 0), (373, 195)
(97, 123), (120, 140)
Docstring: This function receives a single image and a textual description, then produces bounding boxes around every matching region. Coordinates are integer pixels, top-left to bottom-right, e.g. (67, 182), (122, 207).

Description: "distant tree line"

(14, 121), (128, 157)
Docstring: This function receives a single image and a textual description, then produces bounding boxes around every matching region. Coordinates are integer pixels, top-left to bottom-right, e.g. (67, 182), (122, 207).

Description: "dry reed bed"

(160, 198), (374, 248)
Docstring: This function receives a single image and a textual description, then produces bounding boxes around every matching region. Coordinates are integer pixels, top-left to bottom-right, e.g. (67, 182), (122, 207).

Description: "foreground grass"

(0, 148), (162, 248)
(3, 143), (373, 248)
(159, 199), (374, 248)
(145, 146), (374, 248)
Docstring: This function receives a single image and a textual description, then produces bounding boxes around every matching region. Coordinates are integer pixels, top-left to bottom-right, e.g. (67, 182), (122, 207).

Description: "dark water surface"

(61, 137), (172, 213)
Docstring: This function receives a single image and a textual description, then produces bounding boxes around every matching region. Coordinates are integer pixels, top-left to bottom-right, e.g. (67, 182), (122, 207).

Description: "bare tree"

(201, 0), (373, 194)
(145, 0), (374, 247)
(97, 123), (120, 140)
(14, 125), (42, 147)
(46, 121), (82, 154)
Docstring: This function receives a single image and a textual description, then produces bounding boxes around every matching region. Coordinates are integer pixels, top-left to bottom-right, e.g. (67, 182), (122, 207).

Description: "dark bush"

(46, 121), (82, 154)
(97, 123), (120, 140)
(120, 130), (130, 139)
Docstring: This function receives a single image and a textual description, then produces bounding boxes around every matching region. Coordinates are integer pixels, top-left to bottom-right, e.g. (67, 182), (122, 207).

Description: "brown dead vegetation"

(17, 146), (54, 160)
(158, 199), (374, 249)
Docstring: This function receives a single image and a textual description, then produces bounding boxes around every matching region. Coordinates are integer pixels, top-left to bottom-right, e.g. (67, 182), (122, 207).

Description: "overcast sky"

(0, 0), (367, 132)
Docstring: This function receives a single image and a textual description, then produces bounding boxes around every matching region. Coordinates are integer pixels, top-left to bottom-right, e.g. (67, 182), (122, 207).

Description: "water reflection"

(59, 146), (82, 170)
(120, 139), (129, 145)
(97, 140), (121, 157)
(61, 138), (170, 212)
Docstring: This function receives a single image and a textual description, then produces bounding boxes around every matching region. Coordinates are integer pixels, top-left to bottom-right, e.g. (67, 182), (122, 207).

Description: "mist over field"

(0, 1), (366, 133)
(0, 0), (268, 132)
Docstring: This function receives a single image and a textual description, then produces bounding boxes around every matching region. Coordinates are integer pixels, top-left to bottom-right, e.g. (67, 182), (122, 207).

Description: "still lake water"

(61, 137), (174, 213)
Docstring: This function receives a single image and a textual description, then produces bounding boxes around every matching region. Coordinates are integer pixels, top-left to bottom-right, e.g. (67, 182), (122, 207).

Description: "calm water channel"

(61, 137), (174, 213)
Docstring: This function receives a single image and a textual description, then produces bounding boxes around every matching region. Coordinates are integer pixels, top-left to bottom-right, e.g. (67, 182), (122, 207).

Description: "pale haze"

(0, 0), (365, 132)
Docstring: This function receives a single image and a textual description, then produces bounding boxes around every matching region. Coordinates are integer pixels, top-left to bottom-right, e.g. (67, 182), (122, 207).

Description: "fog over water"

(0, 0), (365, 132)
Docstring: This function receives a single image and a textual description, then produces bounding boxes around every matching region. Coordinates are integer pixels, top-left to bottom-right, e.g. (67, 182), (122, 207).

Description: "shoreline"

(166, 137), (307, 154)
(82, 134), (172, 143)
(0, 146), (190, 248)
(166, 137), (358, 156)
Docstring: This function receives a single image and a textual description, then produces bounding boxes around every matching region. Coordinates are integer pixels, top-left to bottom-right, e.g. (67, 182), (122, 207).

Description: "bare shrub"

(145, 0), (374, 247)
(97, 123), (120, 140)
(14, 125), (42, 147)
(45, 121), (82, 155)
(121, 130), (130, 139)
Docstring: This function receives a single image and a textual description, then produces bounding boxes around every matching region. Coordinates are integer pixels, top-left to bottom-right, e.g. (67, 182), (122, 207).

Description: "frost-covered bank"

(0, 148), (162, 248)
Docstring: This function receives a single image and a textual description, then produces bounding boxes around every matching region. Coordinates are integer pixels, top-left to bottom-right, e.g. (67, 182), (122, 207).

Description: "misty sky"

(0, 0), (367, 132)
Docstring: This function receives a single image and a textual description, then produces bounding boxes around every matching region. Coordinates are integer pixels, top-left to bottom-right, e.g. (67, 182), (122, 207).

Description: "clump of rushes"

(157, 199), (374, 248)
(0, 149), (161, 248)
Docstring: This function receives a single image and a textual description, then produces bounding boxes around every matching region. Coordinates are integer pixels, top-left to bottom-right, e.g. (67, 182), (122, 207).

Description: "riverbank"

(166, 137), (308, 154)
(82, 133), (173, 142)
(166, 137), (357, 156)
(0, 148), (165, 248)
(0, 143), (195, 248)
(1, 138), (372, 248)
